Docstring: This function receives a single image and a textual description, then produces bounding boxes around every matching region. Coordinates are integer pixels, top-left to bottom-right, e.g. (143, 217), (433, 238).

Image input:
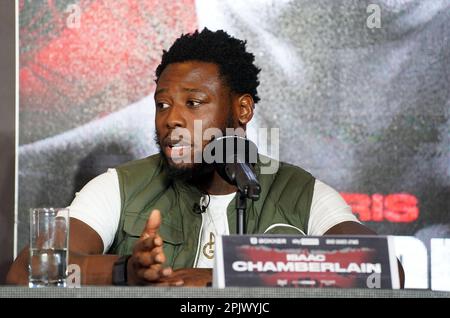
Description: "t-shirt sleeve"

(307, 179), (360, 235)
(68, 168), (121, 253)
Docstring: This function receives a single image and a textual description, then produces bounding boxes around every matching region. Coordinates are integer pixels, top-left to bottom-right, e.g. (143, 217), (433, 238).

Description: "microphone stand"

(206, 135), (261, 235)
(235, 181), (260, 234)
(232, 162), (261, 235)
(236, 190), (247, 235)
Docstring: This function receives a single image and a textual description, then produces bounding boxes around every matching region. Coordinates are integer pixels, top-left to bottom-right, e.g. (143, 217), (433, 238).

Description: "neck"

(193, 170), (237, 195)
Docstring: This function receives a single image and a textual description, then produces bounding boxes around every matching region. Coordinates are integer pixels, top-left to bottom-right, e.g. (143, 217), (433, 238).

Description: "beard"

(155, 113), (235, 182)
(155, 131), (213, 181)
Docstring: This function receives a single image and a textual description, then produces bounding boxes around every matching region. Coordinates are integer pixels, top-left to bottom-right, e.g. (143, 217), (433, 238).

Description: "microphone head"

(207, 135), (258, 164)
(192, 203), (201, 214)
(193, 203), (206, 214)
(204, 136), (260, 200)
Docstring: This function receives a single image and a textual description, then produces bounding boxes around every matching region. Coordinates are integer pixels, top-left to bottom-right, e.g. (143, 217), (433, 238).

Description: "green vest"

(109, 154), (315, 269)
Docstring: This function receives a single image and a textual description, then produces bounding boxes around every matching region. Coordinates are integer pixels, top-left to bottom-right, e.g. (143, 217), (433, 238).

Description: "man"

(7, 28), (402, 286)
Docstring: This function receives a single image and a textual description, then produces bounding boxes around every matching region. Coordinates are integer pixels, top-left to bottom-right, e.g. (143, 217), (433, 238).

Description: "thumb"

(140, 209), (161, 239)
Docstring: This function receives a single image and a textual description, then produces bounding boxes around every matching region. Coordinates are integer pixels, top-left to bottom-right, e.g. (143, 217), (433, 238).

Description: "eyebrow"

(155, 88), (166, 96)
(155, 87), (207, 95)
(182, 88), (205, 93)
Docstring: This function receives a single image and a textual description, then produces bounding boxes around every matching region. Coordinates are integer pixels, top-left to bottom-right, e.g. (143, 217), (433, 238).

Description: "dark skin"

(6, 61), (404, 287)
(154, 62), (252, 195)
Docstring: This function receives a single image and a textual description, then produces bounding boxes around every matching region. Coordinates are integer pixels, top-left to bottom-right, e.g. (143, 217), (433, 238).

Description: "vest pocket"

(122, 211), (184, 267)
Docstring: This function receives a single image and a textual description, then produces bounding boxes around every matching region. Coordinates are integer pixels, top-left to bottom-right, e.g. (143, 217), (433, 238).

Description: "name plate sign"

(213, 235), (399, 289)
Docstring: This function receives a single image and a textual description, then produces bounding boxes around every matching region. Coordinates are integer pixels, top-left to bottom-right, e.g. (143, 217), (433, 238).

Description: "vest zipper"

(193, 214), (205, 267)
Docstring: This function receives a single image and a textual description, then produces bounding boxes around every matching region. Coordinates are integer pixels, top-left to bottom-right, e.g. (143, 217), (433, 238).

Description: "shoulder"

(116, 153), (163, 174)
(311, 179), (351, 211)
(115, 154), (171, 206)
(254, 155), (316, 234)
(258, 154), (312, 177)
(257, 154), (315, 195)
(73, 168), (119, 195)
(115, 154), (165, 184)
(256, 155), (316, 220)
(308, 179), (360, 235)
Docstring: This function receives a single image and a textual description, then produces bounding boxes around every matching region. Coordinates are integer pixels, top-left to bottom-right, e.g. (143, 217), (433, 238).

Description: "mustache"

(154, 109), (236, 148)
(154, 130), (216, 149)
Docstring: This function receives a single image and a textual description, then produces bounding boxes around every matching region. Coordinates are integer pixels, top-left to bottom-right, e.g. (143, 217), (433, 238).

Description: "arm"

(6, 218), (117, 285)
(126, 209), (211, 286)
(7, 211), (180, 286)
(325, 221), (405, 289)
(7, 168), (183, 286)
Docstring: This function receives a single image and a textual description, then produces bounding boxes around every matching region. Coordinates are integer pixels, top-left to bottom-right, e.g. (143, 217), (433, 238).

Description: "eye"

(186, 100), (202, 108)
(156, 102), (170, 110)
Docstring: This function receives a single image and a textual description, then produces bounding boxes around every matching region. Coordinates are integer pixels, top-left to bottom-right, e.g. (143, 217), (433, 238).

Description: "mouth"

(163, 139), (192, 160)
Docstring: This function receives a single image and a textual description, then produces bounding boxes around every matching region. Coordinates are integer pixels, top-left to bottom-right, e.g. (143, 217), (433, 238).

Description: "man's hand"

(159, 268), (212, 287)
(126, 209), (183, 286)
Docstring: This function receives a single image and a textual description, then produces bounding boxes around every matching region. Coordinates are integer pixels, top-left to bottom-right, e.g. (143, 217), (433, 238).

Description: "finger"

(160, 266), (173, 277)
(137, 264), (162, 282)
(153, 235), (163, 247)
(143, 234), (163, 249)
(155, 269), (184, 286)
(140, 209), (161, 239)
(133, 235), (156, 253)
(139, 265), (172, 282)
(154, 279), (184, 287)
(135, 247), (165, 267)
(133, 233), (163, 254)
(153, 248), (166, 264)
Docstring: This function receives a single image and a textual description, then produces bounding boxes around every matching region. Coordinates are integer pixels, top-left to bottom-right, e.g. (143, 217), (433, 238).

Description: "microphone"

(204, 135), (261, 200)
(192, 203), (204, 214)
(193, 193), (210, 214)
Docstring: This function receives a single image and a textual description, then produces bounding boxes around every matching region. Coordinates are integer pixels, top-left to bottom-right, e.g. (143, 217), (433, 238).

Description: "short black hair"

(155, 28), (261, 103)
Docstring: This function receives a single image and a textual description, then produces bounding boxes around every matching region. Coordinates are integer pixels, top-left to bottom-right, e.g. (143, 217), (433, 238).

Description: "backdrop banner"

(18, 0), (450, 290)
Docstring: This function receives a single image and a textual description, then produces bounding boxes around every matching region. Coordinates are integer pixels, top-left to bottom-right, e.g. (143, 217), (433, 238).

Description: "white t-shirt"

(194, 192), (235, 268)
(68, 169), (359, 256)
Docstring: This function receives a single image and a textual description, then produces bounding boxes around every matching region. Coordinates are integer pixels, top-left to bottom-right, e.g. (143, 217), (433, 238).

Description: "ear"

(235, 94), (254, 126)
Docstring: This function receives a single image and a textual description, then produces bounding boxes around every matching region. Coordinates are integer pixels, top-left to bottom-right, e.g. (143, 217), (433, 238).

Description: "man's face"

(154, 61), (236, 178)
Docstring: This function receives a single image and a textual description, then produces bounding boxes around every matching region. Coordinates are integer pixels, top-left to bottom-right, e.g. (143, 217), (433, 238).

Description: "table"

(0, 287), (448, 298)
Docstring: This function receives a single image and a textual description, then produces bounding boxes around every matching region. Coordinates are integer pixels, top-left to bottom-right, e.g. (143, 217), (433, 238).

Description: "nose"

(165, 104), (186, 129)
